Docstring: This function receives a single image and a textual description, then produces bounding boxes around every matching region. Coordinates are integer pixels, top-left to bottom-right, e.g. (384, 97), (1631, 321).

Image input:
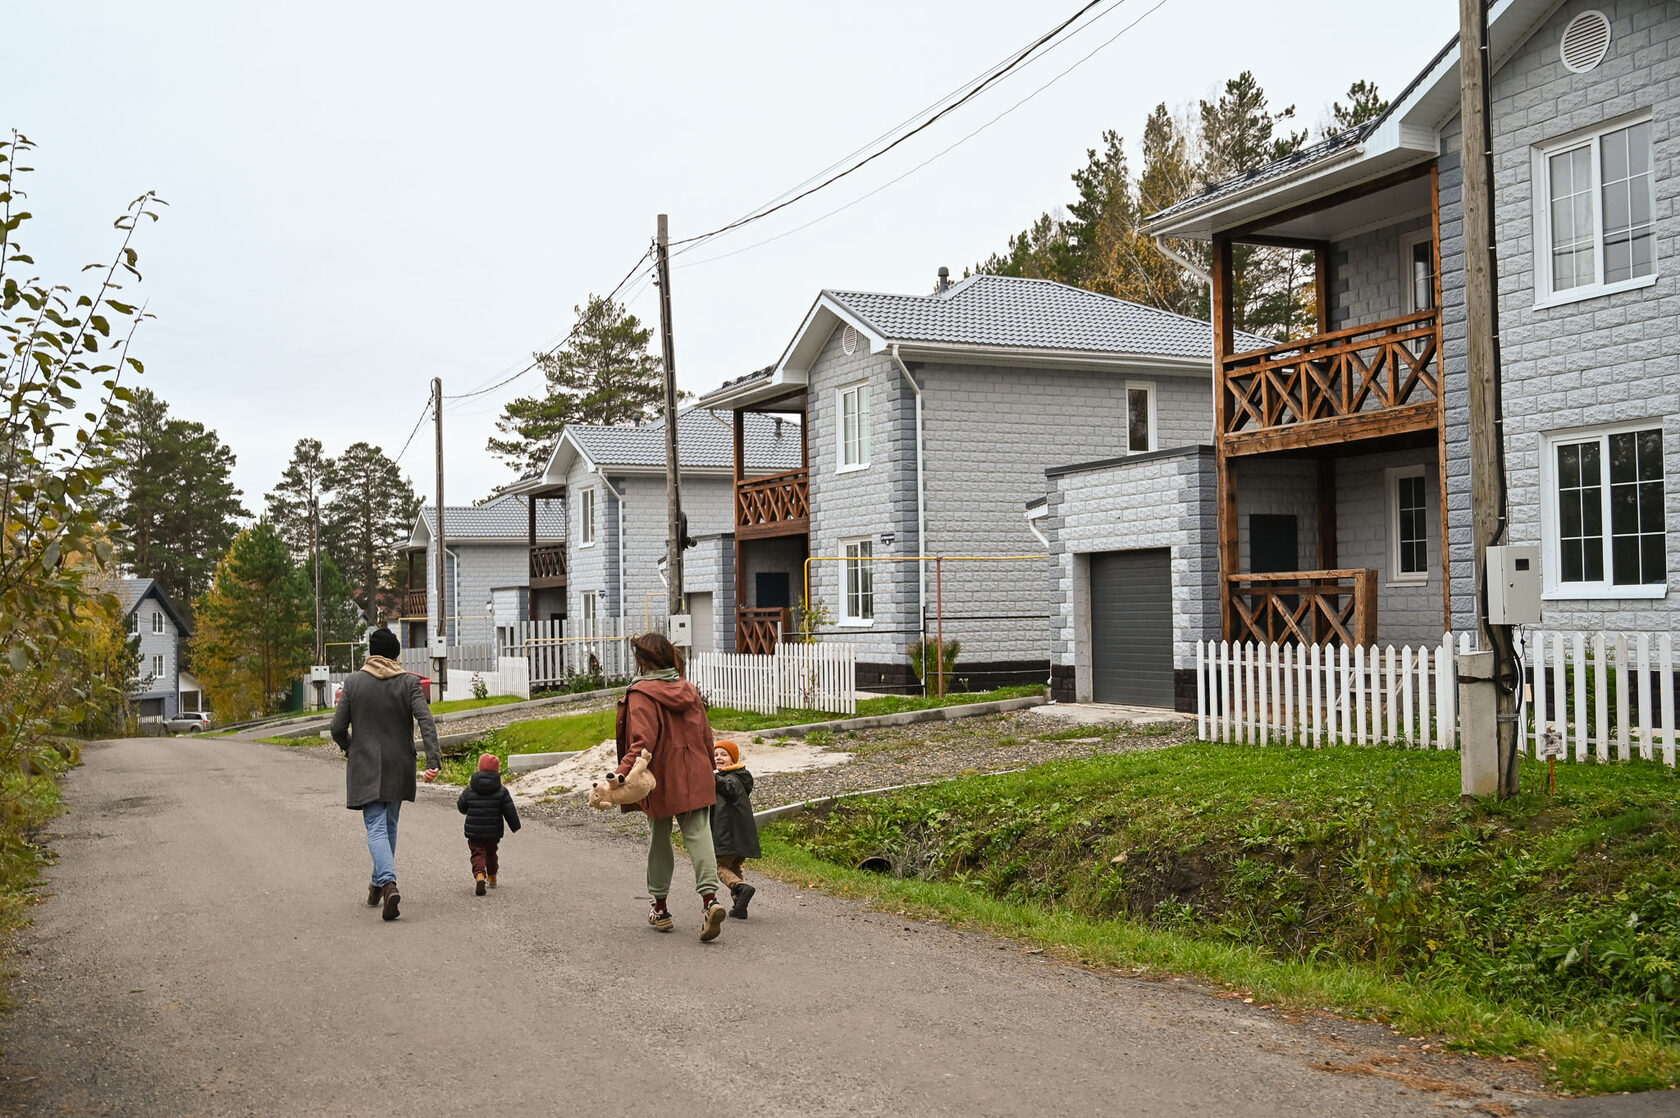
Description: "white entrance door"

(688, 592), (714, 655)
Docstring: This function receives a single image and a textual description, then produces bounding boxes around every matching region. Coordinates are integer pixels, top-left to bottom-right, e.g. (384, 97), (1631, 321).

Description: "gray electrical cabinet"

(1485, 545), (1541, 626)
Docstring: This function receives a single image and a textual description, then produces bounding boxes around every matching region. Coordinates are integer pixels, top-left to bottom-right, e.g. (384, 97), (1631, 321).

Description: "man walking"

(331, 627), (442, 921)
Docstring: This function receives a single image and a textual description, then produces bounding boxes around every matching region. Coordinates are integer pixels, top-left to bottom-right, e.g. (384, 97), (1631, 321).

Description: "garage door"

(1090, 549), (1174, 708)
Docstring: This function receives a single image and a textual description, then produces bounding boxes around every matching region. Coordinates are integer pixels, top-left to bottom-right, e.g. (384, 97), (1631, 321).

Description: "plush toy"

(588, 749), (656, 810)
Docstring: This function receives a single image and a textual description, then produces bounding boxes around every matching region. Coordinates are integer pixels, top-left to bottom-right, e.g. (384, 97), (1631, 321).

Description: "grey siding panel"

(1089, 549), (1174, 707)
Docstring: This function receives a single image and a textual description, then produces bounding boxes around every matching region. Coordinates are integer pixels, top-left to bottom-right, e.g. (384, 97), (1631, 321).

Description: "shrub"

(907, 638), (961, 685)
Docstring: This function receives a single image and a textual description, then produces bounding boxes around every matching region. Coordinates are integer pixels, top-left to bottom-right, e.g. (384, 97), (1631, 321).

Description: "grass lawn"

(435, 708), (615, 784)
(430, 695), (524, 715)
(707, 684), (1042, 734)
(764, 742), (1680, 1096)
(255, 735), (323, 746)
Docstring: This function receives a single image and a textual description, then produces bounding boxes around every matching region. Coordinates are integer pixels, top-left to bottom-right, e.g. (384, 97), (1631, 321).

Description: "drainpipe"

(1153, 234), (1217, 442)
(443, 545), (461, 647)
(888, 344), (928, 627)
(595, 467), (628, 622)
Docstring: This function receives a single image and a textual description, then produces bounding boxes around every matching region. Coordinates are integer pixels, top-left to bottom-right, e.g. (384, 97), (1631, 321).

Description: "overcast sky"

(6, 0), (1458, 511)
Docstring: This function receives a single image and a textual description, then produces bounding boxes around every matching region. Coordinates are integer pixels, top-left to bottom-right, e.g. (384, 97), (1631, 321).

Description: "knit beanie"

(368, 627), (400, 660)
(477, 753), (500, 772)
(715, 740), (739, 766)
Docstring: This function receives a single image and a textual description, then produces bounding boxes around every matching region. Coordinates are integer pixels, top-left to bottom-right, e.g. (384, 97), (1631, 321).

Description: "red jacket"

(614, 679), (717, 819)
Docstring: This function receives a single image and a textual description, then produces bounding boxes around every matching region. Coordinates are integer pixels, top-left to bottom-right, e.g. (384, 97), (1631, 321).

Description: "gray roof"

(827, 274), (1271, 357)
(418, 494), (565, 540)
(568, 409), (800, 471)
(112, 577), (191, 635)
(1145, 123), (1378, 227)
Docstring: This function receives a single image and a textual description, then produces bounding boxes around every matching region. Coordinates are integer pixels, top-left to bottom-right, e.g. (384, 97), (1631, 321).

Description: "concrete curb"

(742, 695), (1047, 740)
(752, 768), (1030, 825)
(507, 750), (581, 774)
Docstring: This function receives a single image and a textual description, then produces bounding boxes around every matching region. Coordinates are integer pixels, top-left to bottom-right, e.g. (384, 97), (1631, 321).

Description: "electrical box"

(427, 635), (448, 659)
(309, 665), (330, 683)
(1486, 544), (1541, 626)
(668, 613), (692, 647)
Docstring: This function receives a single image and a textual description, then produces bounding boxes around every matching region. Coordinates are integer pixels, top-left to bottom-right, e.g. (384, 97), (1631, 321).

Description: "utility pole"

(655, 214), (685, 621)
(432, 377), (448, 701)
(311, 496), (325, 710)
(1457, 0), (1518, 797)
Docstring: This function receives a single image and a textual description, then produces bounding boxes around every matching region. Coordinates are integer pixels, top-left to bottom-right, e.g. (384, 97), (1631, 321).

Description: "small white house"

(113, 578), (192, 720)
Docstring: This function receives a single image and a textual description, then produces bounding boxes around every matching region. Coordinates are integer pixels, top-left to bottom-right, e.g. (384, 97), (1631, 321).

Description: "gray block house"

(114, 578), (191, 719)
(507, 408), (801, 653)
(700, 273), (1259, 693)
(1140, 0), (1680, 659)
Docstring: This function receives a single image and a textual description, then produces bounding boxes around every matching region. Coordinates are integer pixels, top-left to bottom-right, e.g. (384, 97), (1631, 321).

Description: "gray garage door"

(1090, 549), (1174, 708)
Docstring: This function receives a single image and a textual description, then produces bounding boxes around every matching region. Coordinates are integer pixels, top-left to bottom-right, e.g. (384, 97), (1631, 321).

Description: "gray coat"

(331, 670), (441, 809)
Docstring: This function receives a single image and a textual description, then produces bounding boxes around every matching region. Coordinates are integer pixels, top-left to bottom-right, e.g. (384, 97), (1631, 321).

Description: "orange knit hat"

(714, 740), (740, 766)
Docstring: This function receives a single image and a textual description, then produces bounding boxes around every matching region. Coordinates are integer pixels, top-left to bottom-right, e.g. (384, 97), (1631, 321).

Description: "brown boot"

(367, 883), (381, 907)
(380, 881), (401, 921)
(487, 874), (497, 888)
(474, 873), (487, 896)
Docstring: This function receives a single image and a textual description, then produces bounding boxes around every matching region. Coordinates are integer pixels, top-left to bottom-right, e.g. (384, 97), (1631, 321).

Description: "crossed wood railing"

(401, 588), (427, 619)
(1227, 569), (1376, 648)
(1221, 310), (1440, 452)
(529, 543), (567, 587)
(736, 607), (791, 655)
(736, 469), (810, 537)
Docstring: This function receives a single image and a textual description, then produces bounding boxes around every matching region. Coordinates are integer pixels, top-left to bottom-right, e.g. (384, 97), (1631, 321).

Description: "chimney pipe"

(935, 265), (951, 294)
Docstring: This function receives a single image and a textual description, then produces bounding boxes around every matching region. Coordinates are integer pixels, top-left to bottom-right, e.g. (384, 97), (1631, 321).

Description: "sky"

(5, 0), (1459, 512)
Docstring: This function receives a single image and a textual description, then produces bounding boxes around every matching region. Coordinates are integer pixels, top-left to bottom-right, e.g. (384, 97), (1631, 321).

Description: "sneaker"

(729, 882), (755, 920)
(648, 902), (674, 932)
(700, 896), (726, 942)
(380, 881), (401, 922)
(475, 873), (487, 896)
(487, 874), (497, 888)
(367, 883), (381, 907)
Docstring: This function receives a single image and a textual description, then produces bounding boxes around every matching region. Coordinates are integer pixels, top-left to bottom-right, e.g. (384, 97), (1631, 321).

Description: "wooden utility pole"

(432, 377), (448, 698)
(1459, 0), (1518, 796)
(311, 496), (325, 709)
(655, 214), (685, 621)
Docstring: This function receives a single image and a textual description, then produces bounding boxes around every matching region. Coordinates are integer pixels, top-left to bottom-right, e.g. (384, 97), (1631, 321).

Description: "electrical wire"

(669, 0), (1112, 252)
(392, 398), (432, 464)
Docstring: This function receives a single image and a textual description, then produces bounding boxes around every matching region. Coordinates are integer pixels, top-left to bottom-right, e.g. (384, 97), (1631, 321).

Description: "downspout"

(595, 468), (627, 622)
(1152, 234), (1217, 442)
(444, 545), (461, 647)
(888, 345), (928, 627)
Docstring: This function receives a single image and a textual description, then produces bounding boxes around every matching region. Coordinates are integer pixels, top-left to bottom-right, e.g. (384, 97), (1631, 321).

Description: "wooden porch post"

(1212, 236), (1237, 642)
(1317, 458), (1338, 570)
(733, 409), (747, 652)
(1314, 245), (1332, 335)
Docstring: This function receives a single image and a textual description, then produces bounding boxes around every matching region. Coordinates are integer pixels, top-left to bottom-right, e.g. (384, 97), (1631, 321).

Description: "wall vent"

(841, 325), (858, 355)
(1560, 10), (1612, 73)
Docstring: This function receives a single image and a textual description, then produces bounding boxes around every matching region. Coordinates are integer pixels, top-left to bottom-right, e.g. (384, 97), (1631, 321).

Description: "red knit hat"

(478, 753), (500, 772)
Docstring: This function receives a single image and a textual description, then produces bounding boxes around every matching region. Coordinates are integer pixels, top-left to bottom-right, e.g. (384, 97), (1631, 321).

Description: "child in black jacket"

(710, 740), (761, 919)
(457, 753), (521, 895)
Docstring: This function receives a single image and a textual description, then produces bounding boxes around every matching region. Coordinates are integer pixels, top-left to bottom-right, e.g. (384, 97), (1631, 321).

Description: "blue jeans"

(362, 801), (402, 886)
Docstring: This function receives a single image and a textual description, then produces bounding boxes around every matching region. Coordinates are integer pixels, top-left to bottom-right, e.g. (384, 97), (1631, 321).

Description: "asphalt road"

(0, 735), (1601, 1117)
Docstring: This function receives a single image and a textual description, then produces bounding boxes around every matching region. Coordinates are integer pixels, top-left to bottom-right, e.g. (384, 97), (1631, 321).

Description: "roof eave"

(895, 341), (1210, 374)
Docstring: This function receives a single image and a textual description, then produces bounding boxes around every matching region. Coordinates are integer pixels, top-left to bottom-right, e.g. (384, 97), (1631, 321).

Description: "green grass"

(0, 753), (70, 1008)
(707, 684), (1042, 733)
(765, 742), (1680, 1095)
(256, 734), (323, 746)
(429, 695), (524, 715)
(434, 708), (615, 784)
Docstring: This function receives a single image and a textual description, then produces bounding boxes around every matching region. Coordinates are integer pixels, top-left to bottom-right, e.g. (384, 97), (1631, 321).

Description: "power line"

(669, 0), (1111, 252)
(676, 0), (1170, 271)
(392, 397), (432, 464)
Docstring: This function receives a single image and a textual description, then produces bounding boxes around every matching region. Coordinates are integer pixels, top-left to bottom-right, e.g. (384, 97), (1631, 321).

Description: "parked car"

(163, 711), (213, 734)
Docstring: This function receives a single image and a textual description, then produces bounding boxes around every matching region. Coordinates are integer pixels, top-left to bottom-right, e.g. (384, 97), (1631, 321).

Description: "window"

(130, 611), (140, 634)
(842, 538), (874, 624)
(1403, 232), (1437, 312)
(1125, 382), (1156, 453)
(579, 487), (596, 547)
(837, 383), (869, 470)
(151, 654), (164, 679)
(580, 591), (597, 638)
(1545, 424), (1667, 597)
(151, 609), (163, 634)
(1536, 117), (1655, 303)
(1387, 465), (1429, 584)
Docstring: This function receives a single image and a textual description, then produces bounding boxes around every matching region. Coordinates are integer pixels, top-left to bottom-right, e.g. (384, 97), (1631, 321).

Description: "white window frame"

(580, 590), (598, 638)
(130, 611), (140, 634)
(1532, 113), (1658, 308)
(151, 609), (163, 634)
(1540, 420), (1668, 600)
(1124, 381), (1157, 454)
(1385, 464), (1430, 587)
(836, 382), (870, 472)
(1400, 230), (1437, 314)
(151, 653), (165, 679)
(840, 537), (875, 626)
(579, 487), (596, 548)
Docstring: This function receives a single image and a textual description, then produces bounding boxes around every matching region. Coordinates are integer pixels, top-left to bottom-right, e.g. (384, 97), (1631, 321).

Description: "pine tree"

(1330, 80), (1389, 133)
(190, 522), (313, 719)
(321, 442), (419, 615)
(265, 438), (334, 562)
(489, 295), (665, 473)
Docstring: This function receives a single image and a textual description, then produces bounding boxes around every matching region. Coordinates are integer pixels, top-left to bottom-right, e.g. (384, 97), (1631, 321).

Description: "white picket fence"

(501, 618), (648, 688)
(690, 643), (857, 716)
(1196, 629), (1680, 767)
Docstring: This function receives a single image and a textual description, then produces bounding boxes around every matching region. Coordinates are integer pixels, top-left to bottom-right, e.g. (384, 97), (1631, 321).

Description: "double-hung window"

(1546, 424), (1667, 596)
(151, 654), (164, 679)
(1536, 117), (1656, 303)
(837, 383), (869, 471)
(1403, 231), (1437, 313)
(579, 487), (596, 547)
(842, 538), (874, 624)
(152, 610), (163, 634)
(1125, 382), (1156, 453)
(580, 591), (598, 638)
(1386, 465), (1429, 585)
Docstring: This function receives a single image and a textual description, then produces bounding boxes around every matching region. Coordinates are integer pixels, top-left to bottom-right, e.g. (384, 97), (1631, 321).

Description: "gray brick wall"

(1232, 457), (1320, 570)
(1331, 215), (1433, 330)
(1333, 449), (1446, 646)
(1046, 447), (1217, 694)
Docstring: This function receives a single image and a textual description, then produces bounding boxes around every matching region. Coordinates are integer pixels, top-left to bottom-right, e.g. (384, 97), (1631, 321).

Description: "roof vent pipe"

(935, 265), (951, 294)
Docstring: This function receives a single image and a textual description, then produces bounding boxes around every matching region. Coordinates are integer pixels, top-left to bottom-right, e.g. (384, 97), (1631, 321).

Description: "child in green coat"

(711, 740), (761, 919)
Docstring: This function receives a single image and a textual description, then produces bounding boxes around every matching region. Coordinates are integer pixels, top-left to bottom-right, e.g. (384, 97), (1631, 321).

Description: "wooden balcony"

(529, 543), (567, 590)
(736, 607), (791, 655)
(401, 588), (427, 619)
(1221, 310), (1440, 455)
(736, 469), (809, 540)
(1227, 569), (1377, 648)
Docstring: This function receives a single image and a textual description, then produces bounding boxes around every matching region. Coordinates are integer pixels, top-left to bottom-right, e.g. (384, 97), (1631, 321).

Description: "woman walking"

(612, 632), (726, 942)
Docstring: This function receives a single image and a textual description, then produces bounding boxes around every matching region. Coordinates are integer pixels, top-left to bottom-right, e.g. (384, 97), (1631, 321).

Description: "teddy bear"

(588, 748), (656, 810)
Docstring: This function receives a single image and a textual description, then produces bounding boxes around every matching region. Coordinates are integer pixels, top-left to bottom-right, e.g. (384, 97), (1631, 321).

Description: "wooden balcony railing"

(529, 543), (567, 589)
(1227, 569), (1377, 648)
(401, 588), (427, 619)
(736, 469), (809, 539)
(1221, 309), (1440, 454)
(736, 607), (792, 655)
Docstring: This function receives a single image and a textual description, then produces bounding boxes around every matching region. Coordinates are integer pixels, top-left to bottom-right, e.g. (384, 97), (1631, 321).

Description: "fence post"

(1661, 635), (1675, 768)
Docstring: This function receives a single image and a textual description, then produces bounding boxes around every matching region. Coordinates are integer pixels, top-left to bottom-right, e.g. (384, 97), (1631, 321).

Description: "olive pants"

(647, 807), (721, 901)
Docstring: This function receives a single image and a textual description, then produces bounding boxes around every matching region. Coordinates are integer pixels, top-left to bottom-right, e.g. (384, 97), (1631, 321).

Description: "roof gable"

(413, 493), (567, 546)
(113, 577), (192, 636)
